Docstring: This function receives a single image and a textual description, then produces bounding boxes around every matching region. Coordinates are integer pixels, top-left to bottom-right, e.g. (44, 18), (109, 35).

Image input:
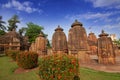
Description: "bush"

(39, 53), (80, 80)
(5, 50), (20, 61)
(16, 51), (38, 69)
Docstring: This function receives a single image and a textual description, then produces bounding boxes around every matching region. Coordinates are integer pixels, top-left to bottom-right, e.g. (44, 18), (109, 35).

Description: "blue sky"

(0, 0), (120, 40)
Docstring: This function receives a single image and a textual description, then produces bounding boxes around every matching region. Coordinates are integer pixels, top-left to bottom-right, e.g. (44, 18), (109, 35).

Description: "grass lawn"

(0, 56), (120, 80)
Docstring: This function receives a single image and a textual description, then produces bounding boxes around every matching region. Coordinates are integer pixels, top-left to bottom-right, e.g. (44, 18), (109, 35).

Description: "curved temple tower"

(68, 20), (89, 54)
(52, 25), (68, 54)
(35, 33), (47, 55)
(29, 33), (47, 55)
(88, 32), (97, 54)
(98, 30), (115, 64)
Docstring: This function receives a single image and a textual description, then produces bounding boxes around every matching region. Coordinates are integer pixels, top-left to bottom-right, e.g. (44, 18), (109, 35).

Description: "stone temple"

(68, 20), (90, 64)
(68, 20), (89, 54)
(0, 30), (21, 51)
(98, 30), (115, 64)
(88, 32), (97, 55)
(29, 33), (47, 55)
(52, 25), (68, 54)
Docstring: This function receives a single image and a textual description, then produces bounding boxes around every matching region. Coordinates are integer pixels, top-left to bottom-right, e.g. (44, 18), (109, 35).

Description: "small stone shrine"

(98, 30), (115, 64)
(88, 32), (97, 55)
(68, 20), (89, 54)
(0, 30), (20, 51)
(35, 33), (47, 55)
(29, 33), (47, 55)
(29, 42), (36, 52)
(52, 25), (68, 53)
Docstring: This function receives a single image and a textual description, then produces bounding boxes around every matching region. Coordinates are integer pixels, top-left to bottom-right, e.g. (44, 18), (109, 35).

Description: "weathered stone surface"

(29, 42), (36, 52)
(0, 30), (20, 51)
(29, 33), (47, 55)
(88, 32), (97, 43)
(68, 20), (89, 54)
(52, 25), (68, 53)
(35, 33), (47, 55)
(98, 30), (116, 64)
(78, 51), (91, 64)
(88, 32), (97, 55)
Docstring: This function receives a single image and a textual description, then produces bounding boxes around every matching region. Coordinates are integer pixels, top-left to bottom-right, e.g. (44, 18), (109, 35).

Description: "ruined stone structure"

(52, 26), (68, 53)
(98, 30), (115, 64)
(36, 33), (47, 55)
(0, 30), (21, 51)
(29, 33), (47, 55)
(29, 42), (36, 52)
(88, 32), (97, 55)
(68, 20), (89, 54)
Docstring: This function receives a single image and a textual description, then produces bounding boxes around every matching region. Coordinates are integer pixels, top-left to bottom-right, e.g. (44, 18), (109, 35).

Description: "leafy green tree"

(19, 27), (27, 36)
(25, 22), (44, 43)
(8, 15), (20, 31)
(0, 30), (6, 36)
(47, 39), (51, 49)
(114, 39), (120, 47)
(0, 16), (6, 30)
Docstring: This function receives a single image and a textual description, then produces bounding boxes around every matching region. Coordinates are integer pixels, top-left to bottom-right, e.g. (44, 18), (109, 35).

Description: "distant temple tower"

(98, 30), (115, 64)
(52, 25), (68, 53)
(29, 42), (36, 52)
(29, 33), (47, 55)
(35, 33), (47, 55)
(88, 32), (97, 54)
(109, 34), (116, 41)
(68, 20), (89, 54)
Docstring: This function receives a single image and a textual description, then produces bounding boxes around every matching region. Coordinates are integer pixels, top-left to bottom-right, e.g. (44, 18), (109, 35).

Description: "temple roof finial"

(75, 19), (78, 22)
(58, 25), (60, 28)
(55, 25), (63, 31)
(71, 19), (83, 27)
(102, 29), (104, 33)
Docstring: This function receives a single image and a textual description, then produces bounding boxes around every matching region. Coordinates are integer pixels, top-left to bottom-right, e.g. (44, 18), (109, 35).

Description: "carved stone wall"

(0, 30), (21, 51)
(98, 30), (115, 64)
(88, 32), (97, 55)
(52, 26), (68, 53)
(29, 42), (36, 52)
(68, 20), (89, 54)
(35, 33), (47, 55)
(29, 33), (47, 55)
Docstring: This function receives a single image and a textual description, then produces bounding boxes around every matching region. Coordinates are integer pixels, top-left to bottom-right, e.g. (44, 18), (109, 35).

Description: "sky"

(0, 0), (120, 40)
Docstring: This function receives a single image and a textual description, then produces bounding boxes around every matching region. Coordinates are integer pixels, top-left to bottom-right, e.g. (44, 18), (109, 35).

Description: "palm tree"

(8, 15), (20, 31)
(0, 16), (6, 30)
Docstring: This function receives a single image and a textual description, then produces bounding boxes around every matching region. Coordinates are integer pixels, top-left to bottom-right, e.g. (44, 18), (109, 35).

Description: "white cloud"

(116, 17), (120, 22)
(2, 2), (12, 8)
(65, 11), (120, 22)
(86, 0), (120, 9)
(2, 0), (42, 13)
(104, 22), (120, 29)
(82, 12), (112, 19)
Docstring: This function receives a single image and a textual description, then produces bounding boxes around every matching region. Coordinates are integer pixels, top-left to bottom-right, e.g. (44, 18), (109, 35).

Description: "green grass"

(0, 56), (120, 80)
(0, 56), (39, 80)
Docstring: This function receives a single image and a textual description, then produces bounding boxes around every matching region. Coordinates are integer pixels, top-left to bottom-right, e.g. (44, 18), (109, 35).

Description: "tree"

(0, 16), (6, 30)
(0, 30), (6, 36)
(19, 27), (27, 36)
(25, 22), (44, 43)
(8, 15), (20, 31)
(114, 39), (120, 47)
(47, 39), (51, 49)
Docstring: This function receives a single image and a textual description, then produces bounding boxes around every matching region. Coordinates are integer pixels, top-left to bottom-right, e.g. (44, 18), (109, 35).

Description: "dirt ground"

(80, 55), (120, 73)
